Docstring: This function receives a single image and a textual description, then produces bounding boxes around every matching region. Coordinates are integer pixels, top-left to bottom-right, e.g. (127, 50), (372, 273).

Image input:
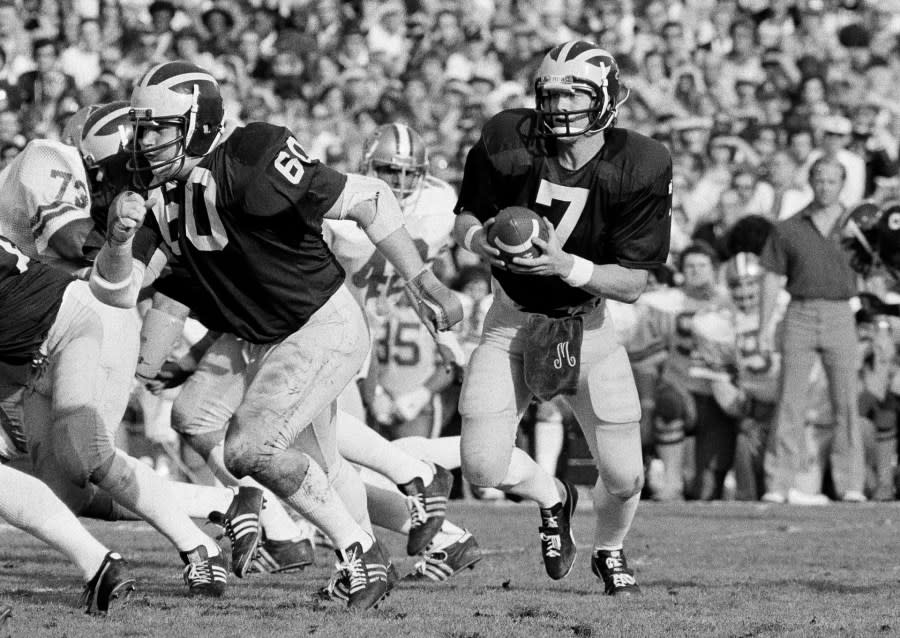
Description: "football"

(486, 206), (549, 262)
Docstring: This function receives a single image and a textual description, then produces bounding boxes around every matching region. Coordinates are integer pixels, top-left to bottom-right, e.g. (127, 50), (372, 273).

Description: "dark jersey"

(455, 108), (673, 311)
(132, 123), (348, 343)
(0, 235), (72, 363)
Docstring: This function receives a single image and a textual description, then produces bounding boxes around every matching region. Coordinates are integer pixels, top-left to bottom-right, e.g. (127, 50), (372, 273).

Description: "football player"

(92, 61), (462, 610)
(453, 41), (672, 594)
(0, 102), (263, 597)
(141, 123), (478, 582)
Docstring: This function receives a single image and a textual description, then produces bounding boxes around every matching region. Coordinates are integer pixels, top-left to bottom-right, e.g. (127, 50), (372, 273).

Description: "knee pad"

(598, 467), (645, 500)
(460, 414), (514, 488)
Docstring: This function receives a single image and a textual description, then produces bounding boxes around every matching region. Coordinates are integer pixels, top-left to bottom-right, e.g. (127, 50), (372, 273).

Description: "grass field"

(1, 497), (898, 638)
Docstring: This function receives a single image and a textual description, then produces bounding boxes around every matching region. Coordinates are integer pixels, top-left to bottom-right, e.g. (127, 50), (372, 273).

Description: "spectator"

(798, 115), (866, 208)
(58, 18), (104, 89)
(758, 155), (867, 504)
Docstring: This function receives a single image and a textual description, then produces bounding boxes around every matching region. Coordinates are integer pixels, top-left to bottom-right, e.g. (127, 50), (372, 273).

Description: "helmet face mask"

(534, 40), (627, 138)
(128, 61), (225, 188)
(362, 123), (428, 201)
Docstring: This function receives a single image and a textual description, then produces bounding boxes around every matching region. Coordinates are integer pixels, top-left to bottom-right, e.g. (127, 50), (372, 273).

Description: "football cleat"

(539, 480), (578, 580)
(208, 486), (264, 578)
(321, 560), (400, 603)
(180, 545), (228, 597)
(407, 531), (482, 582)
(249, 536), (315, 574)
(398, 464), (453, 556)
(80, 552), (135, 616)
(591, 549), (641, 596)
(328, 540), (393, 610)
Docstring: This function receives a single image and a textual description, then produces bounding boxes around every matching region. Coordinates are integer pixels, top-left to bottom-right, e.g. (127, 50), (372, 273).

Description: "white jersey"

(0, 140), (91, 263)
(324, 175), (456, 323)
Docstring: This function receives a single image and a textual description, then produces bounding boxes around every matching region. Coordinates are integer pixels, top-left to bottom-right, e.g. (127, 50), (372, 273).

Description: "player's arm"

(326, 173), (463, 331)
(452, 140), (506, 268)
(90, 191), (156, 308)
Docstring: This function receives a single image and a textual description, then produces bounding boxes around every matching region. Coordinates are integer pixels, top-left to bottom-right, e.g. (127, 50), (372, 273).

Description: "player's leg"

(569, 322), (644, 596)
(335, 409), (453, 554)
(390, 435), (462, 470)
(533, 398), (566, 478)
(0, 464), (135, 614)
(223, 286), (389, 609)
(171, 333), (312, 551)
(459, 301), (574, 580)
(36, 283), (230, 596)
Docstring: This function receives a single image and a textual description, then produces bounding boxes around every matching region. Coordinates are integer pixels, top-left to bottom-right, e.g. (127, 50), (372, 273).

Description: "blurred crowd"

(4, 0), (900, 502)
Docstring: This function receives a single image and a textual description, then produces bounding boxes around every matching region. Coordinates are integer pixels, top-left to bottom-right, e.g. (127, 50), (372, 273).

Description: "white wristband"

(562, 255), (594, 287)
(463, 225), (482, 253)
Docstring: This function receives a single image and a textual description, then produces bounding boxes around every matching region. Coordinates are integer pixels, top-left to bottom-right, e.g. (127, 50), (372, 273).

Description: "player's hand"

(369, 385), (396, 425)
(508, 217), (569, 277)
(108, 191), (153, 244)
(143, 361), (193, 395)
(470, 218), (508, 270)
(395, 386), (432, 421)
(405, 268), (464, 331)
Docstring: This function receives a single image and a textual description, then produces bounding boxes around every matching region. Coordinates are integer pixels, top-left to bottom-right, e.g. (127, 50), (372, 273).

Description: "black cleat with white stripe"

(591, 548), (641, 596)
(332, 540), (392, 610)
(398, 464), (453, 556)
(539, 480), (578, 580)
(249, 536), (314, 574)
(209, 486), (264, 578)
(180, 545), (228, 597)
(406, 531), (482, 582)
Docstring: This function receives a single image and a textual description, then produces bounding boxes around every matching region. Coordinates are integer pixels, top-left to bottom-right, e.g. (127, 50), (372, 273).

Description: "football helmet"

(61, 104), (96, 148)
(724, 252), (762, 313)
(534, 40), (629, 138)
(841, 200), (882, 276)
(875, 201), (900, 275)
(79, 101), (140, 210)
(129, 61), (225, 187)
(361, 123), (428, 201)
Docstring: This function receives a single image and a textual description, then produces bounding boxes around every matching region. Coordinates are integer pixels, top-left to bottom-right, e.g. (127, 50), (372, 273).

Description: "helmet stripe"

(88, 106), (130, 138)
(139, 62), (170, 87)
(156, 71), (219, 90)
(395, 124), (411, 157)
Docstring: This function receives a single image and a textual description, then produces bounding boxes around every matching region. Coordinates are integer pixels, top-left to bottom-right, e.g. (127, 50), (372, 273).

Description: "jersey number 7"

(534, 179), (588, 245)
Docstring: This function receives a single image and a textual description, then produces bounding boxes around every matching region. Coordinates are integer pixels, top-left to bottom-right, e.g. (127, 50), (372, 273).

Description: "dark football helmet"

(841, 200), (884, 277)
(129, 61), (225, 187)
(361, 122), (428, 201)
(534, 40), (629, 138)
(79, 100), (138, 210)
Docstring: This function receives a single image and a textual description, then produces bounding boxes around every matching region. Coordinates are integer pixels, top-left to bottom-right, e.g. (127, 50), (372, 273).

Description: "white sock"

(392, 436), (462, 471)
(429, 520), (467, 551)
(98, 451), (218, 555)
(327, 455), (373, 535)
(0, 465), (108, 580)
(592, 480), (640, 550)
(337, 410), (433, 485)
(499, 447), (562, 508)
(208, 441), (305, 542)
(283, 453), (372, 552)
(534, 419), (564, 478)
(168, 482), (235, 518)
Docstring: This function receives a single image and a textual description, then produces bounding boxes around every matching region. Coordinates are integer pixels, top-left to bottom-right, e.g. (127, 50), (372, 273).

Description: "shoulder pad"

(479, 108), (542, 177)
(222, 122), (292, 169)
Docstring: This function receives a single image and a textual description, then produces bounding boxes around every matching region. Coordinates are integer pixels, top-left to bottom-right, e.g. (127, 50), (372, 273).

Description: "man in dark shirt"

(758, 154), (865, 503)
